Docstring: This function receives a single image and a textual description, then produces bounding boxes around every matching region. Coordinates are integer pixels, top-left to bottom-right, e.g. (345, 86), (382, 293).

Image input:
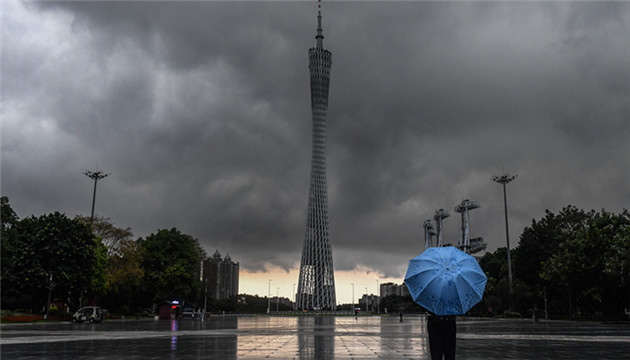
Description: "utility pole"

(376, 279), (380, 314)
(204, 277), (208, 317)
(45, 273), (54, 320)
(351, 283), (354, 314)
(491, 173), (517, 308)
(267, 279), (272, 314)
(84, 169), (110, 221)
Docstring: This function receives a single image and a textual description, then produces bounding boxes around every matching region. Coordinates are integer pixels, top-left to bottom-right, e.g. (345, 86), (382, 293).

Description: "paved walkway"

(2, 315), (629, 359)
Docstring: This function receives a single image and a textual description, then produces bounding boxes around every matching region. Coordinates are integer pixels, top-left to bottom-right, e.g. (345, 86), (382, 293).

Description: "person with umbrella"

(426, 312), (457, 360)
(404, 246), (487, 360)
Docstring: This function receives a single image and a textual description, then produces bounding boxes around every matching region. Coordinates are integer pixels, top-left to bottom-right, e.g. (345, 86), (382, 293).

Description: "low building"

(380, 282), (409, 297)
(359, 294), (379, 311)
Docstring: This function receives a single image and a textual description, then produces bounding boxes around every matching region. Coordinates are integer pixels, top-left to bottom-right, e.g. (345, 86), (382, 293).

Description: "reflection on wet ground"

(1, 315), (629, 359)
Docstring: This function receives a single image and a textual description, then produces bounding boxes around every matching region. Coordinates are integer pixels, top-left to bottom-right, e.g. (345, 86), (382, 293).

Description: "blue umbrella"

(404, 246), (487, 315)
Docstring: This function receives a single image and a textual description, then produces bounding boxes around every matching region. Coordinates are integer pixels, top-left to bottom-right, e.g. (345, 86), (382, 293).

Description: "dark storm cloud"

(2, 1), (629, 277)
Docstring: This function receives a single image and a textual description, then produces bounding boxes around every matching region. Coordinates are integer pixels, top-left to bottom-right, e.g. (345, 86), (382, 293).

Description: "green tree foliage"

(513, 206), (592, 292)
(235, 294), (268, 313)
(101, 238), (145, 313)
(106, 239), (144, 294)
(481, 206), (629, 320)
(380, 295), (424, 314)
(235, 294), (290, 313)
(74, 216), (141, 313)
(1, 211), (107, 312)
(478, 248), (511, 315)
(138, 228), (206, 307)
(540, 209), (630, 318)
(75, 215), (134, 256)
(1, 196), (19, 232)
(1, 196), (20, 287)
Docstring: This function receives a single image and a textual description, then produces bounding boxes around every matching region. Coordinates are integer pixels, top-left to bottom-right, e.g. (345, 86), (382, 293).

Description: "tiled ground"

(1, 315), (629, 359)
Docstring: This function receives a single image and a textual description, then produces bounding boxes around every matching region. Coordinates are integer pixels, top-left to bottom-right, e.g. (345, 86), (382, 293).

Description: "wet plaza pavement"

(1, 315), (629, 359)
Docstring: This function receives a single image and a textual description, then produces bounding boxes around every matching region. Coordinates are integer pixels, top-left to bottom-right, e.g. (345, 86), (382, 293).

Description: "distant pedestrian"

(399, 311), (403, 322)
(427, 314), (456, 360)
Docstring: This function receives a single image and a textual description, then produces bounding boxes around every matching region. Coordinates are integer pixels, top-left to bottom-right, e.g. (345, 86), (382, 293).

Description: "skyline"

(2, 1), (629, 305)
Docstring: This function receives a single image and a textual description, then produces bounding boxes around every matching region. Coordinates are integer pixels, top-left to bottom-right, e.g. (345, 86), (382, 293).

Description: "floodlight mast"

(423, 220), (436, 248)
(454, 200), (480, 253)
(491, 173), (517, 307)
(83, 170), (110, 221)
(433, 209), (450, 247)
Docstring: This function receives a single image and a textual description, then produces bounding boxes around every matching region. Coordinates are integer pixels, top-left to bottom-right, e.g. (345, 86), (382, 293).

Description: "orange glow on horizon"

(239, 264), (404, 306)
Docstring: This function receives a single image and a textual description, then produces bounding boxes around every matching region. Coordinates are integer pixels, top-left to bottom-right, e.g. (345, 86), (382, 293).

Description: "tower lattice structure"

(296, 8), (336, 311)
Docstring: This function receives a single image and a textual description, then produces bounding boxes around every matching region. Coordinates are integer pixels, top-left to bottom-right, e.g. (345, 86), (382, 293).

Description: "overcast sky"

(2, 1), (629, 302)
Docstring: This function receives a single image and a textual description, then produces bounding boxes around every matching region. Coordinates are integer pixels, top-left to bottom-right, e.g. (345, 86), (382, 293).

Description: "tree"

(512, 206), (593, 317)
(514, 206), (592, 291)
(102, 238), (145, 313)
(379, 294), (424, 314)
(1, 196), (19, 232)
(478, 248), (511, 315)
(73, 215), (141, 313)
(1, 196), (20, 291)
(235, 294), (269, 313)
(1, 212), (107, 312)
(138, 228), (206, 308)
(540, 209), (630, 319)
(75, 215), (133, 256)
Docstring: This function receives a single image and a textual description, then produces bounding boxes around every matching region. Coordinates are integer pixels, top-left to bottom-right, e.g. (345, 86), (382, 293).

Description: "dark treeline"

(2, 197), (629, 319)
(2, 196), (212, 315)
(478, 206), (630, 320)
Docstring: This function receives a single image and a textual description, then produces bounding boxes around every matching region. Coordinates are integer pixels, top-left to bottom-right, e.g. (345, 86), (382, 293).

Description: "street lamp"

(376, 279), (380, 314)
(44, 273), (54, 320)
(351, 283), (354, 314)
(491, 172), (517, 307)
(267, 279), (272, 314)
(83, 169), (110, 221)
(204, 277), (208, 315)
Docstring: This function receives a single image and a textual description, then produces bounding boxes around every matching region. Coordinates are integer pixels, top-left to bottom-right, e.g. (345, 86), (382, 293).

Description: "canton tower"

(296, 2), (336, 311)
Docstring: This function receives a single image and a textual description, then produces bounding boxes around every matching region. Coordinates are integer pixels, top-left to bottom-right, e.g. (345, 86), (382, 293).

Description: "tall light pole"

(491, 173), (517, 307)
(351, 283), (354, 313)
(84, 169), (110, 221)
(375, 279), (380, 314)
(204, 277), (208, 315)
(267, 279), (272, 314)
(44, 273), (54, 320)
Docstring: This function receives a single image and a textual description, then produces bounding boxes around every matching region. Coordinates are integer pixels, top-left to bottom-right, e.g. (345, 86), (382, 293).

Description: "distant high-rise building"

(380, 282), (410, 298)
(204, 250), (239, 300)
(296, 4), (336, 311)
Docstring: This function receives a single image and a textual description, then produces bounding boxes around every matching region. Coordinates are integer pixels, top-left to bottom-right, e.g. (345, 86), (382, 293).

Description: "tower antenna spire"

(316, 0), (324, 49)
